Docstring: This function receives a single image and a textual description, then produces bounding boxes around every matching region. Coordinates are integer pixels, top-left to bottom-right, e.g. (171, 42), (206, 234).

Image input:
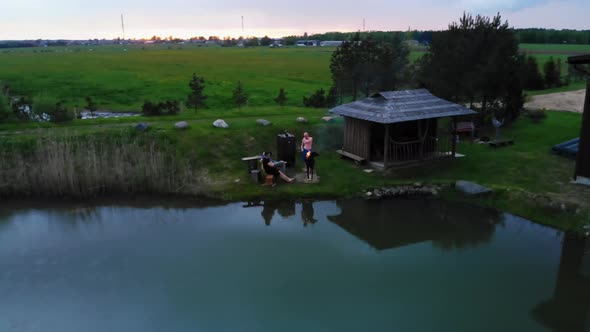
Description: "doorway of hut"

(370, 119), (442, 165)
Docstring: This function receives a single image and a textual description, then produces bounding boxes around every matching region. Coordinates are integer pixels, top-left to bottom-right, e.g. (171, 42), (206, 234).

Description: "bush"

(0, 92), (10, 123)
(303, 88), (327, 108)
(51, 101), (75, 123)
(142, 100), (180, 116)
(32, 95), (74, 123)
(526, 109), (547, 123)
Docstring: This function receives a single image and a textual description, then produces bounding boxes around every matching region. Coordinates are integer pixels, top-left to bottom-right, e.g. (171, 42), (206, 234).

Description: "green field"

(0, 45), (334, 111)
(0, 43), (587, 112)
(520, 43), (590, 53)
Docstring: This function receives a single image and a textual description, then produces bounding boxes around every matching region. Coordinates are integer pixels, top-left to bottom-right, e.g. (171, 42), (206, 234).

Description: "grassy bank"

(1, 107), (589, 231)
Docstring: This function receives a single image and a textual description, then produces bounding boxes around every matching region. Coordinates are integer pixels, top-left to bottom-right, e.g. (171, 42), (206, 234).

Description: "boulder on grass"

(213, 119), (229, 129)
(175, 121), (189, 130)
(455, 180), (492, 196)
(296, 117), (308, 123)
(322, 116), (333, 122)
(135, 122), (149, 131)
(256, 119), (272, 126)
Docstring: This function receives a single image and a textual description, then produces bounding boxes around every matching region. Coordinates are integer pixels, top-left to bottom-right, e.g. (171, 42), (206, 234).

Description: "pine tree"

(274, 88), (287, 108)
(186, 73), (207, 112)
(543, 57), (561, 88)
(232, 81), (249, 110)
(85, 96), (97, 117)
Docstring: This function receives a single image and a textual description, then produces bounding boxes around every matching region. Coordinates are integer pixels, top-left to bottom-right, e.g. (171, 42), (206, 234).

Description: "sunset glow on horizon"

(0, 0), (588, 40)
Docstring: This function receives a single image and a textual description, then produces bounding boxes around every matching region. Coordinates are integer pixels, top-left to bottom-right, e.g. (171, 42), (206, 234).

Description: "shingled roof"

(329, 89), (476, 124)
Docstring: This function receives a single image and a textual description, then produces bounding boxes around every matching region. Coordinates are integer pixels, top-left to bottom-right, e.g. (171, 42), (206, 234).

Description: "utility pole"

(241, 16), (244, 34)
(363, 18), (365, 32)
(121, 14), (125, 41)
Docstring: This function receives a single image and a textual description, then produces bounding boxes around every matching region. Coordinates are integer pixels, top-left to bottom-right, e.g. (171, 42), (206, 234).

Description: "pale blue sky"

(0, 0), (588, 39)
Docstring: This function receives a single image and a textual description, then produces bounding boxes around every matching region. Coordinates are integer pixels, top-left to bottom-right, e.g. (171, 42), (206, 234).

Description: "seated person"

(261, 152), (294, 183)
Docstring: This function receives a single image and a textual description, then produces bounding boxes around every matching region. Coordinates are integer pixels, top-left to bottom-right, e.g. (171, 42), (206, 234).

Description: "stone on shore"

(296, 117), (308, 123)
(213, 119), (229, 128)
(174, 121), (189, 130)
(455, 180), (492, 195)
(256, 119), (272, 126)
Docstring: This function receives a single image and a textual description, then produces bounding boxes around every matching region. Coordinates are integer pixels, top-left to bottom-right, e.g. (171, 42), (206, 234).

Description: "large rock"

(321, 116), (333, 122)
(256, 119), (272, 126)
(135, 122), (149, 131)
(174, 121), (189, 129)
(213, 119), (229, 129)
(296, 117), (308, 123)
(455, 180), (492, 196)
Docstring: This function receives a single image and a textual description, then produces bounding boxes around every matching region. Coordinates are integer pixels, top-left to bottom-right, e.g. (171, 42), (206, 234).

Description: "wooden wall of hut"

(343, 117), (371, 159)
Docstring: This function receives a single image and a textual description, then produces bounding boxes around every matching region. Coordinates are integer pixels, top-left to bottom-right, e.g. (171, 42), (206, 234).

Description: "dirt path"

(525, 89), (586, 113)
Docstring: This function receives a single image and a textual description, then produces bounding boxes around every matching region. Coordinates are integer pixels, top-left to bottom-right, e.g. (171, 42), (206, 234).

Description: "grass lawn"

(519, 43), (590, 53)
(1, 107), (589, 230)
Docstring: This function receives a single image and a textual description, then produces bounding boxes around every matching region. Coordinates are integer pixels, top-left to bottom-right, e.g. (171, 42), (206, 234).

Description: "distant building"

(404, 40), (420, 48)
(296, 40), (320, 47)
(320, 41), (343, 47)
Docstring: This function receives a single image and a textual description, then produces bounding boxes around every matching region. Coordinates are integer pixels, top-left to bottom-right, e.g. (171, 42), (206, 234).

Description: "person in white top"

(301, 132), (313, 163)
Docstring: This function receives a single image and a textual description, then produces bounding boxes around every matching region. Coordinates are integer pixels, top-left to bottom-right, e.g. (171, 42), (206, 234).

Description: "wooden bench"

(336, 150), (366, 165)
(455, 121), (475, 135)
(489, 139), (514, 148)
(241, 155), (261, 173)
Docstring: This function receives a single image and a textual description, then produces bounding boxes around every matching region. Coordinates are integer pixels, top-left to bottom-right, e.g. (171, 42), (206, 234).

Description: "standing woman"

(301, 132), (313, 162)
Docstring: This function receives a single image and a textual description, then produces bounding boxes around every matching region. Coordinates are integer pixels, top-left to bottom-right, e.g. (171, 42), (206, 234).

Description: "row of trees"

(186, 73), (337, 112)
(288, 28), (590, 46)
(521, 56), (586, 91)
(515, 28), (590, 45)
(329, 14), (578, 124)
(330, 32), (410, 101)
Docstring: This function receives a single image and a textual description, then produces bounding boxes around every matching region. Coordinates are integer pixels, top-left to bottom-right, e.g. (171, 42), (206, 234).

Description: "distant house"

(296, 40), (320, 47)
(329, 89), (476, 168)
(320, 41), (343, 47)
(404, 40), (420, 48)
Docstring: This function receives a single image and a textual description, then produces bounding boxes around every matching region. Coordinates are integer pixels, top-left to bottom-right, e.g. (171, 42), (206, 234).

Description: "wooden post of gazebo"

(451, 117), (458, 158)
(383, 124), (390, 168)
(567, 54), (590, 183)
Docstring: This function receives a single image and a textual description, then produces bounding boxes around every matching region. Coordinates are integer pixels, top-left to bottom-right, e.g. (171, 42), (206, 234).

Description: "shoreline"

(1, 182), (588, 234)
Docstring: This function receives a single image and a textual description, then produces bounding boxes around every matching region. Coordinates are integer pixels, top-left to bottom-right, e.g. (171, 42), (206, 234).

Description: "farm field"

(0, 43), (587, 111)
(519, 43), (590, 53)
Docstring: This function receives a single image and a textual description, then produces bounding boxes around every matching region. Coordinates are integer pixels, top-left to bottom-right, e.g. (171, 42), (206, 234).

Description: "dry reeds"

(0, 132), (206, 198)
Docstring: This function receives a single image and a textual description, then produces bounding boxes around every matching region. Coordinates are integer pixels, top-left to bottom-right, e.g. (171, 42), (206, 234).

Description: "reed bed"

(0, 132), (206, 198)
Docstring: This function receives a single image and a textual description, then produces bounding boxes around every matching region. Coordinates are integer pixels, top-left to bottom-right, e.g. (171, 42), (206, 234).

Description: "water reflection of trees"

(327, 199), (502, 251)
(532, 232), (590, 332)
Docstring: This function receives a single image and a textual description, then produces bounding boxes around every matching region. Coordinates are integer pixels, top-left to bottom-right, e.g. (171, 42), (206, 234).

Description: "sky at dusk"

(0, 0), (588, 40)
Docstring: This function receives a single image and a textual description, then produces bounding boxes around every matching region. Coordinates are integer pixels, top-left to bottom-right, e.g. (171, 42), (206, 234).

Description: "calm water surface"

(0, 199), (588, 332)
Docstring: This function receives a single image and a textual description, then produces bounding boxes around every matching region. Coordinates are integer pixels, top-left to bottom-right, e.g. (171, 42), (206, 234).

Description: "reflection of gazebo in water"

(532, 233), (590, 332)
(327, 199), (501, 251)
(329, 89), (476, 168)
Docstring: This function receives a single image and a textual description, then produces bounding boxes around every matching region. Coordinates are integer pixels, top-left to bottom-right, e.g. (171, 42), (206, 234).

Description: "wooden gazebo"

(329, 89), (476, 168)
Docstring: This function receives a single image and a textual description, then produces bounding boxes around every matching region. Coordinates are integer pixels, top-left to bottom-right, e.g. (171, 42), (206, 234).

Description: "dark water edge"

(1, 197), (589, 332)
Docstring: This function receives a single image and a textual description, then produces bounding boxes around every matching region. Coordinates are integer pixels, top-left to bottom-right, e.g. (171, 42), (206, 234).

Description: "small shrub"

(51, 101), (74, 123)
(0, 92), (10, 123)
(526, 109), (547, 123)
(303, 88), (327, 108)
(32, 95), (74, 123)
(142, 100), (180, 116)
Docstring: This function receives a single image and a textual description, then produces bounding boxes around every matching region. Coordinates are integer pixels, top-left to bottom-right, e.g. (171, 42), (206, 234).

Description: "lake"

(0, 198), (587, 332)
